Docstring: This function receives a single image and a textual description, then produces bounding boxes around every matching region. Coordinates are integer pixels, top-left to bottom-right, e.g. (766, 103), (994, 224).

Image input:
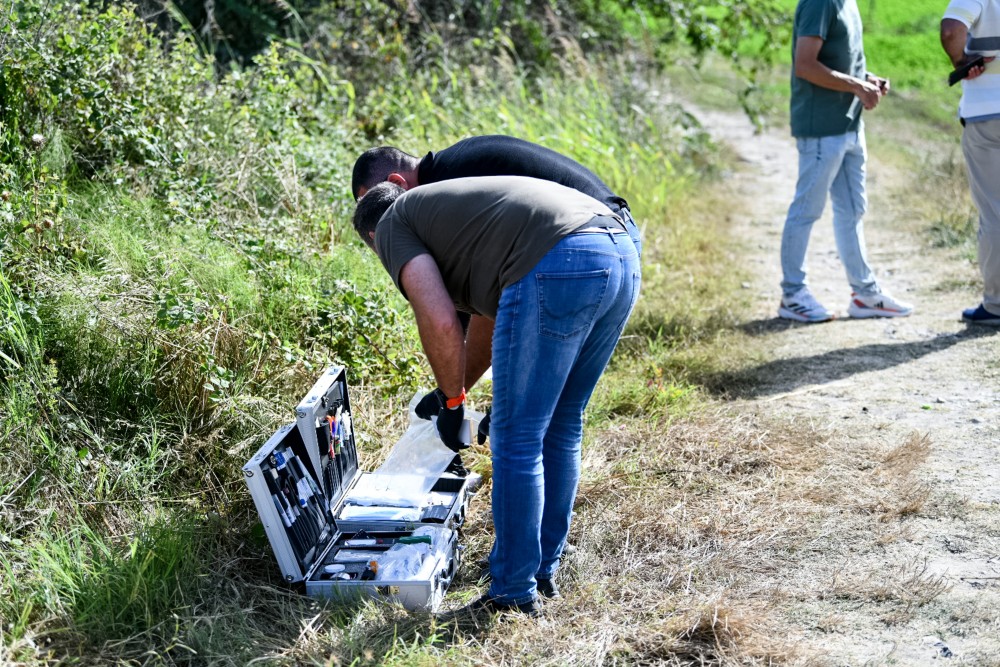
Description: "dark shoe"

(475, 564), (559, 600)
(963, 304), (1000, 326)
(536, 577), (561, 599)
(470, 594), (541, 617)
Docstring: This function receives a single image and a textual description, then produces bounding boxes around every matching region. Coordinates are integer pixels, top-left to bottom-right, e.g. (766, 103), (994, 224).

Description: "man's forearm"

(942, 18), (970, 67)
(463, 315), (494, 389)
(795, 58), (865, 93)
(794, 35), (881, 109)
(400, 254), (466, 398)
(416, 316), (466, 399)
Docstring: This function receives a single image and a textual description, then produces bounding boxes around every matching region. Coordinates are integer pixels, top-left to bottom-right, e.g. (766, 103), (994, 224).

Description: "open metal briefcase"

(242, 366), (481, 611)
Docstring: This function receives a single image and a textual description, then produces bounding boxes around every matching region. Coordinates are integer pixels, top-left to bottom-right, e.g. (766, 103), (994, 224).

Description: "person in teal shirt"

(778, 0), (914, 323)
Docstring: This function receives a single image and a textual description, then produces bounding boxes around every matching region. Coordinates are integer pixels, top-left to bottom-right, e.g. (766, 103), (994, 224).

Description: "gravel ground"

(704, 107), (1000, 666)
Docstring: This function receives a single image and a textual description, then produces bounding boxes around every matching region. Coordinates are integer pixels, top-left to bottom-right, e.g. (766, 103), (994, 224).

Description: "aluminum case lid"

(241, 366), (362, 583)
(295, 365), (360, 505)
(243, 423), (337, 582)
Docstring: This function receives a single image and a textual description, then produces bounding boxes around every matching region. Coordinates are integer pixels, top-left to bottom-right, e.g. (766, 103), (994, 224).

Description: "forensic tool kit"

(243, 366), (481, 611)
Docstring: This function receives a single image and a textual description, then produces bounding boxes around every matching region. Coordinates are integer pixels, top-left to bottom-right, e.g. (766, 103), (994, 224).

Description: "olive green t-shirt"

(790, 0), (867, 137)
(374, 176), (621, 318)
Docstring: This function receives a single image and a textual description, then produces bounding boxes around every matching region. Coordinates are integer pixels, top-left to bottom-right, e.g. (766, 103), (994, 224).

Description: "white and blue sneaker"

(847, 292), (913, 319)
(778, 288), (835, 323)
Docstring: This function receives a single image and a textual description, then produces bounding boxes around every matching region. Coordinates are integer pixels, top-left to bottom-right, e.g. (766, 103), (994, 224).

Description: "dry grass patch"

(533, 412), (941, 664)
(869, 432), (933, 520)
(822, 558), (951, 627)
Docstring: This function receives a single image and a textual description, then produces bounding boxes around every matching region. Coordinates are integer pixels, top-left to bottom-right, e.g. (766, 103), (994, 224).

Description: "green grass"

(8, 519), (199, 643)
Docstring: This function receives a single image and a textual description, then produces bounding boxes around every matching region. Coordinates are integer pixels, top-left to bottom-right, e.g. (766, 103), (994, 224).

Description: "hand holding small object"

(856, 78), (882, 110)
(867, 73), (890, 96)
(949, 55), (993, 85)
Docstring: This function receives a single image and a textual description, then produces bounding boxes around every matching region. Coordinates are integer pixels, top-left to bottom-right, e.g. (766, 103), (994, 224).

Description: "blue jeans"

(620, 207), (642, 260)
(487, 229), (640, 605)
(781, 128), (879, 298)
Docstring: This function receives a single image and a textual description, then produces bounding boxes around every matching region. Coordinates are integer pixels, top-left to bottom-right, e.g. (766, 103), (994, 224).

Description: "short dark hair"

(353, 182), (406, 247)
(351, 146), (417, 199)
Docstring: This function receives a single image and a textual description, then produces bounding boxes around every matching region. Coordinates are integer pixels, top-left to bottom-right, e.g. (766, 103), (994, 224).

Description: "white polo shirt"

(945, 0), (1000, 120)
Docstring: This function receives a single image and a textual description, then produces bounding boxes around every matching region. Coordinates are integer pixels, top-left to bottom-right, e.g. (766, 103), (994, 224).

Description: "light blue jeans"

(487, 229), (640, 606)
(781, 127), (879, 298)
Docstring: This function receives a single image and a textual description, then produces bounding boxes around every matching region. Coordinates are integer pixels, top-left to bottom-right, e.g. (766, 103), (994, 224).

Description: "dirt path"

(704, 109), (1000, 664)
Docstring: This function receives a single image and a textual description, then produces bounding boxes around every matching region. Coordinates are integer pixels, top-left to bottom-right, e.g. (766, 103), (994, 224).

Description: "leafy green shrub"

(2, 2), (173, 174)
(306, 280), (424, 394)
(275, 0), (789, 115)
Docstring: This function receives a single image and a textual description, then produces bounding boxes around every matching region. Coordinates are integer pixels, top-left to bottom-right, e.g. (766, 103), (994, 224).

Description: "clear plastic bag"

(375, 526), (448, 581)
(413, 525), (450, 566)
(376, 543), (429, 580)
(374, 391), (483, 487)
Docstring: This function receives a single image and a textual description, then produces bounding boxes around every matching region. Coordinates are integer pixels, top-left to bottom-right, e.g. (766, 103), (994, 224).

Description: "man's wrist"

(444, 389), (466, 409)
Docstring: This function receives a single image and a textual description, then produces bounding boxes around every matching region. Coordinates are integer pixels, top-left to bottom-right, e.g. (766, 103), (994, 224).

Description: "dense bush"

(1, 0), (399, 405)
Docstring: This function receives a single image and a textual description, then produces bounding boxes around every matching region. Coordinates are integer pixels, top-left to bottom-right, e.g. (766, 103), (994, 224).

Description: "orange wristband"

(444, 389), (466, 409)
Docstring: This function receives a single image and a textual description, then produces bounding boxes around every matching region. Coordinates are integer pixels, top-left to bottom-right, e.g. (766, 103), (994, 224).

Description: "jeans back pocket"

(536, 269), (610, 340)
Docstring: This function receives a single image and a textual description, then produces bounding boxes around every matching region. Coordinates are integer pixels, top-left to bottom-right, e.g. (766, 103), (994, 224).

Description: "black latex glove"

(436, 403), (469, 453)
(415, 388), (446, 420)
(477, 407), (491, 445)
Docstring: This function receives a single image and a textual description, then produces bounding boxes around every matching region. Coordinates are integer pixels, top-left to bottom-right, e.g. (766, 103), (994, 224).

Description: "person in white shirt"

(942, 0), (1000, 325)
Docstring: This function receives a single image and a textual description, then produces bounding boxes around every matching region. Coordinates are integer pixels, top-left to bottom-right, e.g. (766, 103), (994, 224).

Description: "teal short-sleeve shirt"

(790, 0), (867, 137)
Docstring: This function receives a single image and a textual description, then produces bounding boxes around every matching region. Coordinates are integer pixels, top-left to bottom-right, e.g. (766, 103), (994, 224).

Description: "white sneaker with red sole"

(847, 292), (913, 318)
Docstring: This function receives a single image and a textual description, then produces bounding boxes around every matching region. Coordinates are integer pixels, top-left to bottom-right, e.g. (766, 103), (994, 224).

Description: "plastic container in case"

(306, 526), (460, 611)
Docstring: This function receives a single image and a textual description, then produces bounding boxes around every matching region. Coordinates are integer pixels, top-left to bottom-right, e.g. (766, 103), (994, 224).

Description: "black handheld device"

(949, 56), (986, 86)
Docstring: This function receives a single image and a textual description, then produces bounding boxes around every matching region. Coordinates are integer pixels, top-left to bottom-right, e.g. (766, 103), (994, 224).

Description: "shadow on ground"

(706, 322), (998, 399)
